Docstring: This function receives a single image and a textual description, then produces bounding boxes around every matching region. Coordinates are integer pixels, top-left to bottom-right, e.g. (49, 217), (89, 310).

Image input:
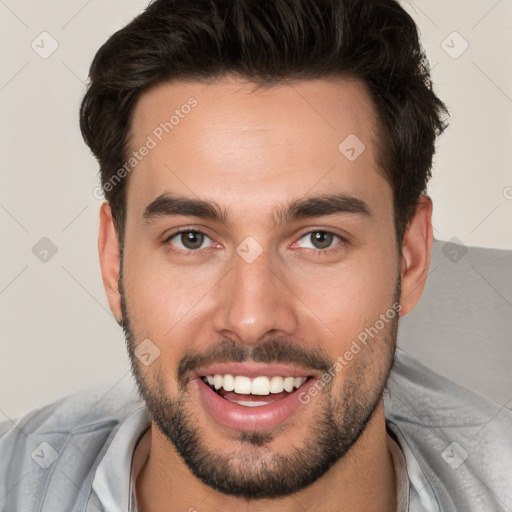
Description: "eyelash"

(163, 229), (346, 256)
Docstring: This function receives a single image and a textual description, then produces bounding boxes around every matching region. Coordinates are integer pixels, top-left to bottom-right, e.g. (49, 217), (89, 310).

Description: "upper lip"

(194, 362), (317, 379)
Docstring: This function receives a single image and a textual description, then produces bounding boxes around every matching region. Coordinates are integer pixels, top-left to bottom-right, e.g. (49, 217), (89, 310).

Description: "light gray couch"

(397, 238), (512, 409)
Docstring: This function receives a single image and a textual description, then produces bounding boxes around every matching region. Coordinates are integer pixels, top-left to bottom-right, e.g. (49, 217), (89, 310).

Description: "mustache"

(177, 338), (333, 387)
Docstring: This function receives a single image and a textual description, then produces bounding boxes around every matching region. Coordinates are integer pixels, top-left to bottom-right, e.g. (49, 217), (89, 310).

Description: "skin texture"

(98, 76), (433, 511)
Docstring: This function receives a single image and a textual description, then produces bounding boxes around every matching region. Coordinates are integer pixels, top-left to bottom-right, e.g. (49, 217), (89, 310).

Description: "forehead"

(126, 75), (391, 223)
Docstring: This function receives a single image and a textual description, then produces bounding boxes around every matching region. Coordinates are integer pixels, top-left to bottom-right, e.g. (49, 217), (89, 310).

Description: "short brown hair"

(80, 0), (448, 246)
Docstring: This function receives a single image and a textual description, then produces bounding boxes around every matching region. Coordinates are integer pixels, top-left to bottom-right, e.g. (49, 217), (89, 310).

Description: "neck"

(135, 400), (397, 512)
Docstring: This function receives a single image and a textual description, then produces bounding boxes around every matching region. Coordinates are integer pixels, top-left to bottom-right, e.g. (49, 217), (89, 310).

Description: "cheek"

(122, 230), (398, 353)
(122, 247), (223, 339)
(288, 247), (398, 347)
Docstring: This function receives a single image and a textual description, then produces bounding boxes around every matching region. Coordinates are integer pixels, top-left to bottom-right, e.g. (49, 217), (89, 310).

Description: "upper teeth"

(203, 375), (307, 395)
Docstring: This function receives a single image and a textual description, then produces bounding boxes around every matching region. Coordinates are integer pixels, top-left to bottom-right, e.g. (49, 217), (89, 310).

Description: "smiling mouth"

(201, 374), (311, 407)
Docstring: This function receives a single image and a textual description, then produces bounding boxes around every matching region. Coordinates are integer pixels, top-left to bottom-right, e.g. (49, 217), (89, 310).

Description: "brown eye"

(310, 231), (334, 249)
(297, 231), (341, 250)
(169, 230), (211, 251)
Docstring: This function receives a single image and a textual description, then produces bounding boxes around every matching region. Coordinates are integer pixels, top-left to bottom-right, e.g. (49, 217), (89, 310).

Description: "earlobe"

(98, 203), (123, 323)
(399, 195), (433, 316)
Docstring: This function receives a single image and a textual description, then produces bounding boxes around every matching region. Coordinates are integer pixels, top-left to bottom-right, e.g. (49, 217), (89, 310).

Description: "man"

(1, 0), (511, 511)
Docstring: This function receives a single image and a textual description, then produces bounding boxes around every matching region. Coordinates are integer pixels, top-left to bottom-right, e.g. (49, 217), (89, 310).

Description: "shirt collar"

(387, 426), (410, 512)
(91, 406), (150, 512)
(387, 420), (440, 512)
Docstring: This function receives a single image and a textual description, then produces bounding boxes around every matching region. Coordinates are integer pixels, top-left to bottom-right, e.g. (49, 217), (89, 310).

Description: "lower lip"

(193, 377), (316, 431)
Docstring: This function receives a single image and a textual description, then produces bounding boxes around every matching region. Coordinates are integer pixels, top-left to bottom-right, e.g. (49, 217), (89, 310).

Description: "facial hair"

(120, 275), (400, 499)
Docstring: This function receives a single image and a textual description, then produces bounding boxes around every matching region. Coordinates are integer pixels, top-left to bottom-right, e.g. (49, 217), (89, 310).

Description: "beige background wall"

(1, 0), (511, 420)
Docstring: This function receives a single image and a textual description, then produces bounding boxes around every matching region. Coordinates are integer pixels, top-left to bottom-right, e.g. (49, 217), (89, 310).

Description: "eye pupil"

(181, 231), (204, 249)
(311, 231), (333, 249)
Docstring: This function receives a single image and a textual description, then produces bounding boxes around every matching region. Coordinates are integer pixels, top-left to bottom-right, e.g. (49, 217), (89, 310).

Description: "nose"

(212, 248), (298, 345)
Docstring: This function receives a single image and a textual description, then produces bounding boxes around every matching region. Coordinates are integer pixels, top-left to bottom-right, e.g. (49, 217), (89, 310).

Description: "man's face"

(119, 76), (400, 498)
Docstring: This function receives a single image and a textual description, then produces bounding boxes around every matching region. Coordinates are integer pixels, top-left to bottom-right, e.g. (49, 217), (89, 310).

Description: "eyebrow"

(142, 192), (372, 225)
(143, 194), (229, 223)
(272, 193), (372, 225)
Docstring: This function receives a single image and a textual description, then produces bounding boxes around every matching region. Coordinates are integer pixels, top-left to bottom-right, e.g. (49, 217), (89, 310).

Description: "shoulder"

(0, 378), (143, 512)
(386, 348), (512, 510)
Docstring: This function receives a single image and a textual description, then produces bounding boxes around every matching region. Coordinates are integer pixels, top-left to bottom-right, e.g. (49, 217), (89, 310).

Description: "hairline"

(113, 72), (403, 253)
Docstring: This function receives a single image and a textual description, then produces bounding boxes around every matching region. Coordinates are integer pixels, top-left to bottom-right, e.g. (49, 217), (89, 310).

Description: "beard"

(120, 276), (400, 500)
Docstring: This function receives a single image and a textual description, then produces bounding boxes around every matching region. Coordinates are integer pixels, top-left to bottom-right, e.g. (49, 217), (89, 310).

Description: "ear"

(98, 202), (123, 323)
(399, 195), (433, 316)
